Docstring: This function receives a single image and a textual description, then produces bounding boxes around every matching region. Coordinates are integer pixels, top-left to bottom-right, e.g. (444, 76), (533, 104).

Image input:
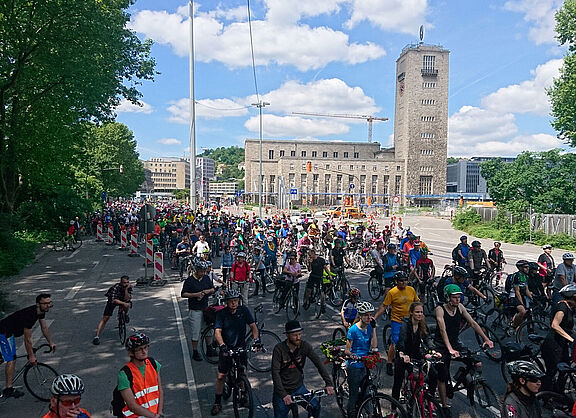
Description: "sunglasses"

(59, 397), (81, 406)
(526, 377), (541, 383)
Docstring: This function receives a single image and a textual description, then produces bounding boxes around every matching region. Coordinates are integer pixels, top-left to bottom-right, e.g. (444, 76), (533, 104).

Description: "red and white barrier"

(107, 224), (113, 245)
(154, 252), (164, 281)
(128, 233), (138, 256)
(145, 238), (154, 265)
(96, 222), (103, 242)
(120, 229), (127, 249)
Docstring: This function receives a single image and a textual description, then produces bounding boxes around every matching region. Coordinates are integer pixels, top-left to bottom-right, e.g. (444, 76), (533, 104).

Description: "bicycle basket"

(320, 337), (347, 362)
(203, 304), (225, 324)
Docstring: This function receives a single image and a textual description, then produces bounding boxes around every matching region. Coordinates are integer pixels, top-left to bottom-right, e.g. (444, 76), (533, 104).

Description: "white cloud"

(115, 98), (153, 114)
(129, 5), (385, 71)
(245, 115), (350, 137)
(157, 138), (182, 145)
(504, 0), (564, 45)
(481, 59), (562, 115)
(346, 0), (429, 35)
(167, 98), (249, 123)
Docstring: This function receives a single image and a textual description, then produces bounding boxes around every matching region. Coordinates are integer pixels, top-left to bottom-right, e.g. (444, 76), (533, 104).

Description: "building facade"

(446, 157), (516, 200)
(244, 43), (450, 206)
(209, 182), (239, 198)
(142, 157), (190, 195)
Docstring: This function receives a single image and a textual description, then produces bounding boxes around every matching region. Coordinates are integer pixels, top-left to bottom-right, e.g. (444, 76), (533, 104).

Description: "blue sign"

(290, 188), (298, 195)
(239, 189), (245, 194)
(349, 183), (355, 190)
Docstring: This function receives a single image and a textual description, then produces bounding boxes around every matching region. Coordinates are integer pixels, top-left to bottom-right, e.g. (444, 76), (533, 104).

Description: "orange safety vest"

(43, 408), (91, 418)
(121, 359), (160, 418)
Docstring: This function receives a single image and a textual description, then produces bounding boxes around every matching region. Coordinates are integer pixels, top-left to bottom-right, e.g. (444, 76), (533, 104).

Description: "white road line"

(92, 261), (100, 270)
(64, 282), (85, 300)
(18, 319), (54, 353)
(169, 283), (199, 415)
(57, 249), (81, 262)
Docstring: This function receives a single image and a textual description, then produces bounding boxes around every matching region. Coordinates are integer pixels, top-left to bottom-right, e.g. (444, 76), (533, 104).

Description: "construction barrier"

(145, 238), (153, 265)
(120, 229), (127, 250)
(154, 252), (164, 281)
(96, 222), (103, 242)
(107, 224), (113, 245)
(128, 233), (138, 257)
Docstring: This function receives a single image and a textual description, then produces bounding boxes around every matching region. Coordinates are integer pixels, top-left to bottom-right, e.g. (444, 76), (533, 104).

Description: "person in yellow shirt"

(374, 271), (418, 376)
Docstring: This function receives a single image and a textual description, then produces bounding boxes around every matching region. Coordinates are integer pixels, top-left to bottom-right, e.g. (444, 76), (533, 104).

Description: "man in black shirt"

(92, 275), (132, 345)
(0, 293), (56, 398)
(330, 238), (350, 268)
(303, 249), (331, 311)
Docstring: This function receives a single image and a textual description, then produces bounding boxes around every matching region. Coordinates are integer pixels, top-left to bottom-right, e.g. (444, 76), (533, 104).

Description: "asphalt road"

(0, 214), (560, 418)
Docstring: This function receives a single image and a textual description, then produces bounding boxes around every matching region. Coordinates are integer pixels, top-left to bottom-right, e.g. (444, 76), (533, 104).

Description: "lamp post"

(252, 101), (270, 219)
(188, 1), (197, 210)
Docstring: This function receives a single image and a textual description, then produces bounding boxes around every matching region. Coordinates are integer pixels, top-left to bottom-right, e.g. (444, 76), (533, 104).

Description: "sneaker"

(124, 314), (130, 324)
(2, 387), (24, 398)
(211, 403), (222, 416)
(193, 351), (203, 361)
(386, 362), (394, 376)
(92, 337), (100, 345)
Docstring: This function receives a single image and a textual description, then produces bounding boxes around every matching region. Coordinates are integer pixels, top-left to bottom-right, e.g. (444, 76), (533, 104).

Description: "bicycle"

(367, 272), (385, 301)
(535, 390), (574, 417)
(117, 302), (131, 345)
(273, 277), (300, 321)
(499, 340), (546, 383)
(199, 303), (281, 372)
(53, 234), (82, 252)
(326, 266), (350, 308)
(221, 347), (254, 418)
(0, 344), (58, 402)
(289, 389), (329, 418)
(399, 356), (446, 418)
(303, 279), (326, 319)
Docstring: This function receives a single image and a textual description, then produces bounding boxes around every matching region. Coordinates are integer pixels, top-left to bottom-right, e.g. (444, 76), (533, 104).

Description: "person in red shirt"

(43, 374), (90, 418)
(230, 252), (252, 304)
(415, 248), (435, 304)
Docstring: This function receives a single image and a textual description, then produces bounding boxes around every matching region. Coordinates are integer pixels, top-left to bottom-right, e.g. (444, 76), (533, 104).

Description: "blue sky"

(116, 0), (569, 159)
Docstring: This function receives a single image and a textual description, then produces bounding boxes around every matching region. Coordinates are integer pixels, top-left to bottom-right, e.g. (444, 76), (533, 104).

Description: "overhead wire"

(246, 0), (261, 103)
(194, 100), (250, 111)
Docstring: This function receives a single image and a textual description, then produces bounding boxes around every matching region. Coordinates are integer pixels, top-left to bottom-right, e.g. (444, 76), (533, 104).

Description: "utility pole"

(252, 101), (270, 218)
(188, 1), (197, 210)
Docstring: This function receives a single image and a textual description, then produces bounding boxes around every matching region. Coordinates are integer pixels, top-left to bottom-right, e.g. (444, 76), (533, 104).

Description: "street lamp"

(252, 101), (270, 218)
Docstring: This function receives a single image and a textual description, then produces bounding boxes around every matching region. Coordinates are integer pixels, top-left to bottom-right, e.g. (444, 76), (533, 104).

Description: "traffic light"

(306, 161), (312, 172)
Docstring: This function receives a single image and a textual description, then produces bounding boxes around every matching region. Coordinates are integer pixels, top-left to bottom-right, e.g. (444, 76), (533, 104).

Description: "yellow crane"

(292, 112), (388, 142)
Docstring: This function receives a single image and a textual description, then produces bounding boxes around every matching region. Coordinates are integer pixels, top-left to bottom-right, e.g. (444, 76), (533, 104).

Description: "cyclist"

(345, 301), (378, 417)
(541, 283), (576, 391)
(370, 240), (385, 287)
(552, 253), (575, 303)
(175, 235), (192, 280)
(279, 253), (303, 308)
(501, 360), (544, 418)
(443, 266), (488, 304)
(468, 240), (489, 283)
(252, 247), (267, 297)
(264, 234), (279, 275)
(272, 320), (334, 418)
(118, 333), (164, 418)
(434, 284), (493, 414)
(414, 247), (435, 304)
(382, 243), (401, 296)
(506, 260), (533, 328)
(220, 246), (234, 284)
(453, 235), (470, 268)
(229, 252), (252, 303)
(66, 220), (76, 250)
(44, 374), (90, 418)
(181, 260), (215, 361)
(302, 249), (331, 311)
(488, 241), (506, 279)
(0, 293), (56, 398)
(211, 290), (259, 416)
(330, 238), (350, 270)
(374, 271), (419, 376)
(93, 275), (132, 346)
(340, 288), (361, 330)
(537, 244), (555, 298)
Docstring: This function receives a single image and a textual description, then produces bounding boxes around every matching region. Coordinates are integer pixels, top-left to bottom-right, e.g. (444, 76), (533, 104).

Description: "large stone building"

(244, 43), (450, 207)
(142, 157), (190, 196)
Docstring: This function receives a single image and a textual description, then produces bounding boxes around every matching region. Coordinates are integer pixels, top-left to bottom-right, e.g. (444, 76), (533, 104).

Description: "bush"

(452, 209), (482, 229)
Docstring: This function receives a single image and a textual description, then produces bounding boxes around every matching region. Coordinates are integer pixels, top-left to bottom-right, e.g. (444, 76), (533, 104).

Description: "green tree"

(549, 0), (576, 146)
(0, 0), (155, 214)
(172, 189), (190, 201)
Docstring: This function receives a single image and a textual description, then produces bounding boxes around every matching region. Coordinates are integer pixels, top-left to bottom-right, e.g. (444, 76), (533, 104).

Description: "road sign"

(393, 196), (400, 203)
(289, 188), (298, 195)
(349, 183), (355, 189)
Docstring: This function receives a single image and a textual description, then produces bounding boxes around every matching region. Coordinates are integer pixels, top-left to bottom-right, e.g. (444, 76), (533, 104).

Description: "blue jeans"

(347, 366), (367, 416)
(273, 384), (320, 418)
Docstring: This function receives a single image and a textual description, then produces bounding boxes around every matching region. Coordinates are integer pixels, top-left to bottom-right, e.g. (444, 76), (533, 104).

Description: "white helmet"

(357, 301), (375, 314)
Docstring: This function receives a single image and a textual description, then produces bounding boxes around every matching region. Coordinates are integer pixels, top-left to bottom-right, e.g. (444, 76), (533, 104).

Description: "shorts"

(218, 349), (247, 374)
(390, 320), (403, 344)
(0, 334), (16, 362)
(188, 310), (205, 342)
(509, 297), (524, 308)
(306, 275), (322, 290)
(103, 302), (118, 317)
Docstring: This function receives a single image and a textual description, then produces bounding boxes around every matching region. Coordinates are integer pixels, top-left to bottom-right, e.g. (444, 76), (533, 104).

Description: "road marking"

(18, 319), (54, 353)
(57, 249), (81, 262)
(169, 284), (199, 415)
(92, 261), (100, 270)
(64, 282), (85, 300)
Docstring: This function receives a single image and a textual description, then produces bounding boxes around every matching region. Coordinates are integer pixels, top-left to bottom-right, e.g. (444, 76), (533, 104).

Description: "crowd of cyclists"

(2, 200), (576, 417)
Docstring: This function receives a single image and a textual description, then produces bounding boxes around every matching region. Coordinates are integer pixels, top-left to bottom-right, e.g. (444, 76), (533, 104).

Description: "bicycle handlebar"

(33, 343), (54, 354)
(291, 389), (328, 403)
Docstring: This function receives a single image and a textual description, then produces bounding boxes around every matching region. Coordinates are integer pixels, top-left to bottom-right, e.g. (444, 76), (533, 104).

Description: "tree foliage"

(549, 0), (576, 146)
(0, 0), (155, 216)
(199, 146), (245, 181)
(480, 149), (576, 214)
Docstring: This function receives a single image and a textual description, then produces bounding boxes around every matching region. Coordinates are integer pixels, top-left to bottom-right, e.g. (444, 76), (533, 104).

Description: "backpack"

(111, 357), (158, 417)
(437, 276), (447, 302)
(504, 272), (516, 293)
(451, 244), (461, 262)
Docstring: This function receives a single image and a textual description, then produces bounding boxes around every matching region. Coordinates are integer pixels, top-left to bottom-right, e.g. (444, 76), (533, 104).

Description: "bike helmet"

(224, 289), (241, 301)
(453, 266), (469, 278)
(202, 248), (210, 253)
(237, 252), (246, 258)
(267, 236), (274, 242)
(205, 260), (212, 268)
(542, 244), (552, 250)
(357, 301), (375, 314)
(460, 235), (467, 241)
(51, 374), (85, 396)
(560, 284), (576, 299)
(420, 247), (429, 254)
(506, 360), (545, 380)
(126, 332), (150, 350)
(69, 220), (75, 225)
(471, 240), (481, 248)
(562, 253), (575, 260)
(194, 260), (209, 271)
(528, 262), (539, 271)
(394, 271), (408, 281)
(444, 284), (463, 300)
(515, 260), (530, 269)
(387, 243), (397, 250)
(349, 288), (361, 299)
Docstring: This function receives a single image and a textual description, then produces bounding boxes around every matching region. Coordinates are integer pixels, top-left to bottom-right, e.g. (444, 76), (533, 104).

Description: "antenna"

(419, 25), (424, 43)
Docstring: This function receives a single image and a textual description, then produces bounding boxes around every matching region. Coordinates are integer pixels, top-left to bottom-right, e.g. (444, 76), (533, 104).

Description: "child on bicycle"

(340, 288), (361, 329)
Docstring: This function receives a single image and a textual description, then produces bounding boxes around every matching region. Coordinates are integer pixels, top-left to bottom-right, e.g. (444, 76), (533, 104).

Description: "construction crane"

(292, 112), (388, 142)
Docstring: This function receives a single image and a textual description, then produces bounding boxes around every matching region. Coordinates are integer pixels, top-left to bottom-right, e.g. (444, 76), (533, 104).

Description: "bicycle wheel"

(332, 327), (346, 341)
(339, 277), (351, 303)
(355, 255), (366, 272)
(326, 284), (340, 307)
(470, 381), (500, 418)
(246, 330), (281, 373)
(382, 324), (392, 352)
(24, 362), (59, 401)
(199, 326), (220, 364)
(367, 276), (382, 301)
(425, 289), (438, 314)
(515, 319), (549, 356)
(536, 391), (574, 417)
(71, 237), (82, 250)
(118, 313), (127, 346)
(333, 364), (349, 416)
(356, 393), (408, 418)
(265, 271), (276, 292)
(273, 287), (283, 313)
(233, 375), (254, 418)
(473, 324), (502, 362)
(53, 239), (65, 252)
(285, 288), (300, 321)
(411, 390), (446, 418)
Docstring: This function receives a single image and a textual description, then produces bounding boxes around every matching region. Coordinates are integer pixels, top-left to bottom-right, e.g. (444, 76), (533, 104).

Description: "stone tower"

(393, 43), (449, 205)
